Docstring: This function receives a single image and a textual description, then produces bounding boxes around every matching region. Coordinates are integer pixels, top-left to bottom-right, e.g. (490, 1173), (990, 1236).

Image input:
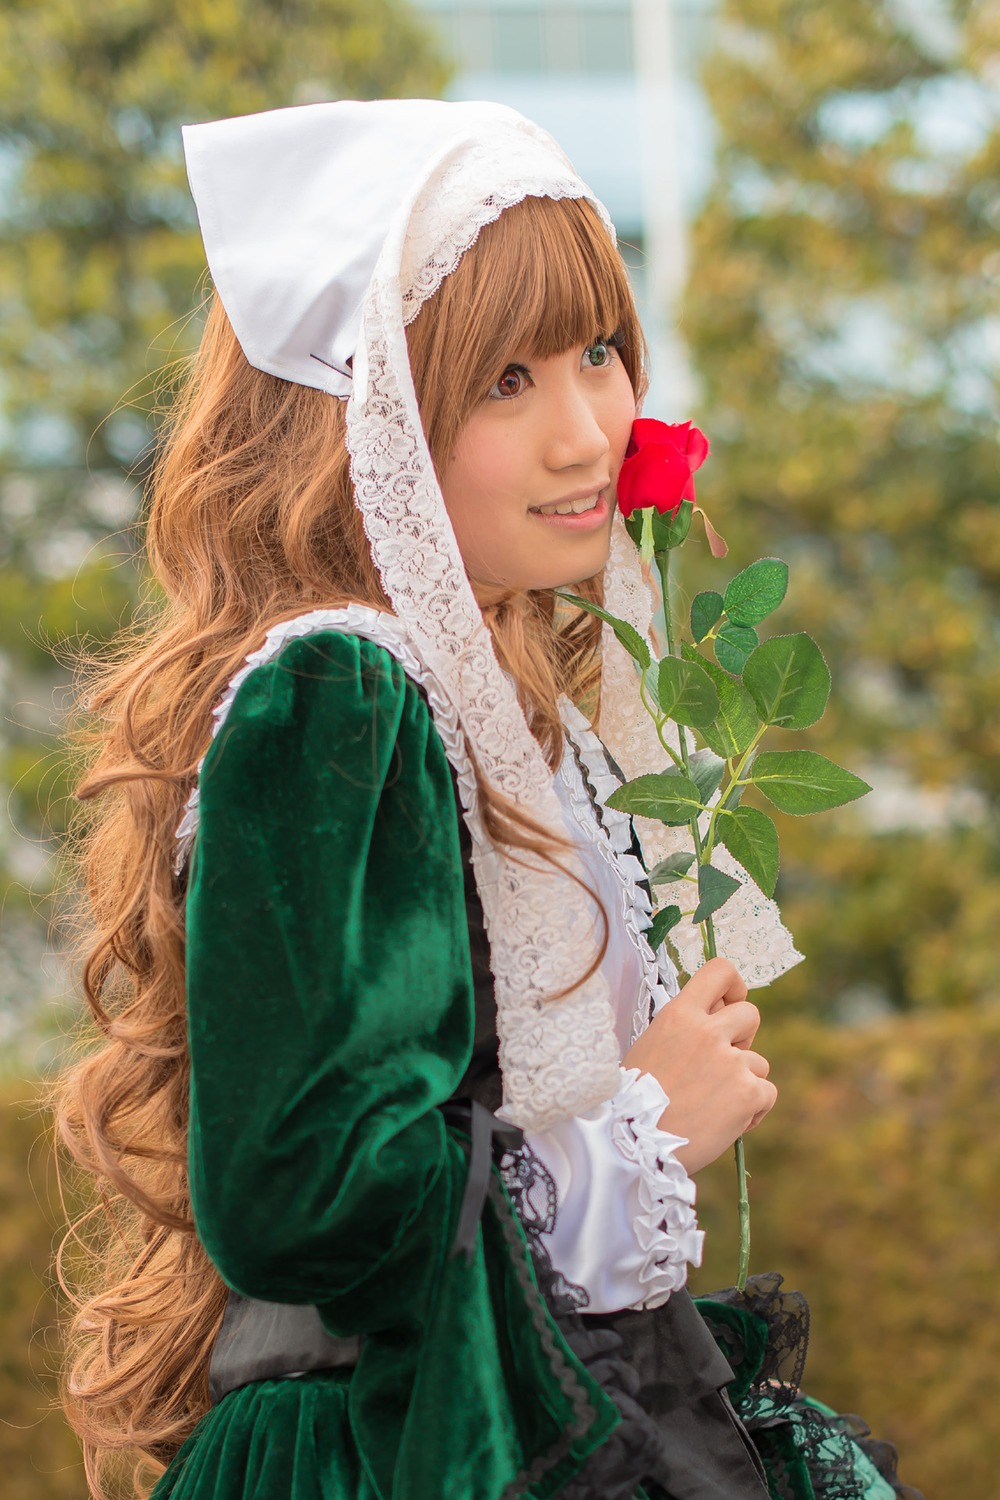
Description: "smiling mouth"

(529, 491), (602, 517)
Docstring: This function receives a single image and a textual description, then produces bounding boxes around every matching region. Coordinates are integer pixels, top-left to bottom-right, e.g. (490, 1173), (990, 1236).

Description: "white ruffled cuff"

(610, 1066), (704, 1309)
(517, 1064), (703, 1314)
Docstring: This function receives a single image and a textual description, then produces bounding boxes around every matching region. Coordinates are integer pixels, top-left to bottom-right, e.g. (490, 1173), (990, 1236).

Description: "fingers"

(716, 999), (761, 1047)
(747, 1078), (778, 1130)
(679, 957), (748, 1013)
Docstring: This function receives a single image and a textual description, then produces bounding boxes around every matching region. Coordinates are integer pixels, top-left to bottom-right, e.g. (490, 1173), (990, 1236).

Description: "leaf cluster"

(566, 551), (870, 945)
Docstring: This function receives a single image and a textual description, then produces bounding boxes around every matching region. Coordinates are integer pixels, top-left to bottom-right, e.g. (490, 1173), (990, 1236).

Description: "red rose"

(616, 418), (710, 519)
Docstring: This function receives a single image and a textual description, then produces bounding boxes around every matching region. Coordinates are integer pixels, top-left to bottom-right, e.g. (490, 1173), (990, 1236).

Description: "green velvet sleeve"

(185, 631), (475, 1333)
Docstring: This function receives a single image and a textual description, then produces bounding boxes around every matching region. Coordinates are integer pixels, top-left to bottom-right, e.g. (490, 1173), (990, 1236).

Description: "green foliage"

(648, 851), (696, 884)
(606, 771), (703, 824)
(742, 633), (831, 729)
(751, 749), (871, 814)
(691, 589), (724, 642)
(687, 747), (726, 802)
(692, 1008), (1000, 1500)
(656, 653), (719, 727)
(722, 558), (789, 627)
(684, 645), (763, 757)
(652, 497), (694, 551)
(684, 0), (1000, 1014)
(560, 591), (652, 670)
(718, 804), (780, 896)
(713, 618), (758, 674)
(647, 903), (683, 947)
(693, 861), (742, 922)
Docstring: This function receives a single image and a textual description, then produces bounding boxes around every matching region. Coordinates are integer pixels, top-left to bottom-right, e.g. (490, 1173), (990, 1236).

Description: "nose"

(542, 374), (612, 473)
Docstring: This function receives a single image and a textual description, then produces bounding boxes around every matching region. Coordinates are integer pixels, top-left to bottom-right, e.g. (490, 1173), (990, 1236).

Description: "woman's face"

(439, 336), (636, 601)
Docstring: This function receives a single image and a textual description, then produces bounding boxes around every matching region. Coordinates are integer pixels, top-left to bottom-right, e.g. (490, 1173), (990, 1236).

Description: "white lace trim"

(174, 605), (622, 1132)
(557, 699), (679, 1046)
(599, 514), (805, 989)
(611, 1067), (703, 1308)
(342, 136), (623, 1131)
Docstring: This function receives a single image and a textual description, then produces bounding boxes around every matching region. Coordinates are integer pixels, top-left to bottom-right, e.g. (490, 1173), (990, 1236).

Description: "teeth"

(534, 493), (600, 516)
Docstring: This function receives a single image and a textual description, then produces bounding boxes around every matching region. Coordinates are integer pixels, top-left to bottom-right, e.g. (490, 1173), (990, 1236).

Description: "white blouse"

(512, 706), (704, 1313)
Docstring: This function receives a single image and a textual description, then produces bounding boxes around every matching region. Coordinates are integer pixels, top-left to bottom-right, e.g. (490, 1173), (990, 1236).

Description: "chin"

(544, 543), (613, 592)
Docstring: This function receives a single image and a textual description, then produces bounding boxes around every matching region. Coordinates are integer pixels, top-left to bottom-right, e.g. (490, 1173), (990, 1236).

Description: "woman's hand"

(623, 958), (776, 1174)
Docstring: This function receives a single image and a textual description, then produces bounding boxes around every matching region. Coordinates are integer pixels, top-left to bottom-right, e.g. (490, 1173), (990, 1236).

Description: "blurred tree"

(683, 0), (1000, 1015)
(0, 0), (449, 1026)
(0, 1081), (83, 1499)
(692, 1008), (1000, 1500)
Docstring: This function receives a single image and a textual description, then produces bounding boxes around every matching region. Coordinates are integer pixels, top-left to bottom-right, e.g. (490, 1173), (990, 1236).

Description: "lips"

(529, 491), (601, 517)
(528, 491), (611, 529)
(528, 481), (610, 517)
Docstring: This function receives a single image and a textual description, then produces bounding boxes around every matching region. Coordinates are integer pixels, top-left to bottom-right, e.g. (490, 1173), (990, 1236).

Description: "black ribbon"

(441, 1098), (523, 1260)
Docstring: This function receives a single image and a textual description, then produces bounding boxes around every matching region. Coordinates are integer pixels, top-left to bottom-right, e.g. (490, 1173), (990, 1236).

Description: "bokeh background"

(1, 1), (998, 1495)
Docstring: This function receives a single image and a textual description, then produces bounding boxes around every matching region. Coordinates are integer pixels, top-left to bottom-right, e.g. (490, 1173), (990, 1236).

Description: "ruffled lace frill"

(698, 1272), (926, 1500)
(610, 1067), (704, 1309)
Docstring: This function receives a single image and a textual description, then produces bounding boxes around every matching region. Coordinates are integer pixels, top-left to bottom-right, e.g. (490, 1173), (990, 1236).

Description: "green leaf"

(651, 498), (693, 552)
(723, 558), (789, 627)
(648, 905), (683, 948)
(688, 748), (726, 802)
(691, 590), (724, 642)
(623, 512), (644, 549)
(717, 806), (780, 896)
(648, 852), (696, 884)
(657, 656), (720, 729)
(742, 632), (831, 729)
(715, 621), (759, 675)
(605, 773), (704, 825)
(750, 751), (872, 815)
(558, 592), (651, 671)
(693, 863), (742, 923)
(682, 648), (761, 757)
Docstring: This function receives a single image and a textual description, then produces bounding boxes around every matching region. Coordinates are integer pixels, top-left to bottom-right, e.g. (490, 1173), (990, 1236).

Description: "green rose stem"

(654, 542), (752, 1294)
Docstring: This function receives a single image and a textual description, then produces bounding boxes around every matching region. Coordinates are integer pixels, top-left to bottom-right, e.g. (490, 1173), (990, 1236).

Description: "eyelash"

(487, 332), (625, 401)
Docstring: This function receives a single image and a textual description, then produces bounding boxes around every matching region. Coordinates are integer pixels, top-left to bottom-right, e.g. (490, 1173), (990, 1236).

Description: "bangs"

(478, 195), (638, 365)
(407, 194), (646, 463)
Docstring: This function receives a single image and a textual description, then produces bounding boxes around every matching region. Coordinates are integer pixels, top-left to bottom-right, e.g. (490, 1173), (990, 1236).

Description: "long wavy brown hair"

(53, 192), (646, 1499)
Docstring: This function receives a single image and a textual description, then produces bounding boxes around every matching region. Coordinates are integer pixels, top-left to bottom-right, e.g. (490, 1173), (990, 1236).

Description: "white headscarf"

(182, 100), (800, 1131)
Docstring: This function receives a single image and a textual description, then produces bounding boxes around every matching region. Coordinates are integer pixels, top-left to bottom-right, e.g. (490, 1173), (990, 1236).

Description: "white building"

(412, 0), (717, 412)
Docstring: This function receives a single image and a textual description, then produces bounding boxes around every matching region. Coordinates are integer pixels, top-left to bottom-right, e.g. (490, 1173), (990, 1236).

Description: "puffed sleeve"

(184, 631), (474, 1335)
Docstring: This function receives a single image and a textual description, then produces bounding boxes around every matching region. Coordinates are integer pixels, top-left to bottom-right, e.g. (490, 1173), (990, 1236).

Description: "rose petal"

(618, 441), (693, 518)
(686, 426), (710, 468)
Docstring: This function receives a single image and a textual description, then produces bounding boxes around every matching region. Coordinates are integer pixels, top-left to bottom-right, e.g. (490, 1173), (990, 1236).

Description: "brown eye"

(489, 365), (529, 400)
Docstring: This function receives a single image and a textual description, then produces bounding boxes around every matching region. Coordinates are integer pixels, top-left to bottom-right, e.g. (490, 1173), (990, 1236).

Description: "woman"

(57, 100), (916, 1500)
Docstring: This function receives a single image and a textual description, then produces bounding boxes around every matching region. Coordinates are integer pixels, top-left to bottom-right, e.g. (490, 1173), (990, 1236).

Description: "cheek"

(439, 418), (525, 570)
(604, 370), (638, 470)
(442, 418), (504, 522)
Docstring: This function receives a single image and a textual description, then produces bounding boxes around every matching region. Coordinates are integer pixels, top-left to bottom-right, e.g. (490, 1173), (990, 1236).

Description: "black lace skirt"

(541, 1261), (924, 1500)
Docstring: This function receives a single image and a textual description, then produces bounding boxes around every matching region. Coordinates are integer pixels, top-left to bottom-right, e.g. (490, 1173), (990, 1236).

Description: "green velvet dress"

(154, 631), (620, 1500)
